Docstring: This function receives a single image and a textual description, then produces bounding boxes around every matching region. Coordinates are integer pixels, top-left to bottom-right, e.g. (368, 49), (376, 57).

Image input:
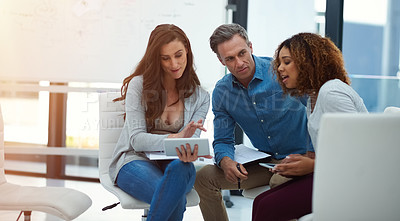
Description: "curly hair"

(114, 24), (200, 129)
(273, 32), (350, 97)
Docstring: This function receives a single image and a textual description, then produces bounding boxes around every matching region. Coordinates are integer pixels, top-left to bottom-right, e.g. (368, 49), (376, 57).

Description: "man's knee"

(195, 165), (219, 188)
(269, 174), (291, 188)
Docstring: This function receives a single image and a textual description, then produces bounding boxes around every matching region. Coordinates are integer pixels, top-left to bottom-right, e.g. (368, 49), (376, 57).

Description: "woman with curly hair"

(252, 33), (367, 221)
(109, 24), (210, 221)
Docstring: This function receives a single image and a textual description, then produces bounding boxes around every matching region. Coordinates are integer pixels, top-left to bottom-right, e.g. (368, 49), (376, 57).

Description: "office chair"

(313, 112), (400, 220)
(0, 105), (92, 220)
(98, 92), (200, 221)
(384, 106), (400, 114)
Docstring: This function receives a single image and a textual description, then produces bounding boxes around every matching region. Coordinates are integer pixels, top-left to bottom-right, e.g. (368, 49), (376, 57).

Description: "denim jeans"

(117, 159), (196, 221)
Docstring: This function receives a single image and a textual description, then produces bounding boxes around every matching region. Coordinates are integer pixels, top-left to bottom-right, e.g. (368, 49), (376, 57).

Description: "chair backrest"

(98, 92), (152, 209)
(384, 106), (400, 114)
(0, 105), (6, 185)
(98, 93), (126, 193)
(313, 113), (400, 220)
(98, 92), (200, 210)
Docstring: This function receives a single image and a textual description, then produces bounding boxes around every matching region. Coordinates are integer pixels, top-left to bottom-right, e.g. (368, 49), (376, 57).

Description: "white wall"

(0, 0), (226, 91)
(248, 0), (316, 57)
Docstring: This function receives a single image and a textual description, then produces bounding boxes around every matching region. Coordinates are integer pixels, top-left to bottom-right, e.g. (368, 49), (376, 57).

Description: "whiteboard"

(0, 0), (226, 90)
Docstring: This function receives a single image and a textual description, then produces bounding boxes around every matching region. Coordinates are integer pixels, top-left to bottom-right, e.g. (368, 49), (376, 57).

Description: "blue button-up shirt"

(212, 55), (313, 166)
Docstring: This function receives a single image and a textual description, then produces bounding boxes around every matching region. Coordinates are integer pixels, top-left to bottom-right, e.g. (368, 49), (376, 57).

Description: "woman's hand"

(168, 119), (206, 138)
(176, 143), (212, 163)
(271, 154), (314, 177)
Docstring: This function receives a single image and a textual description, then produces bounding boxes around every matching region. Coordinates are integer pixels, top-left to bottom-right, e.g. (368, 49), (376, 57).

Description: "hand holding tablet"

(164, 138), (210, 156)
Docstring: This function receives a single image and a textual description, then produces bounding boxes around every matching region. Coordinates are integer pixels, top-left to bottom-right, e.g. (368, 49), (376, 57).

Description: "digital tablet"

(164, 138), (210, 156)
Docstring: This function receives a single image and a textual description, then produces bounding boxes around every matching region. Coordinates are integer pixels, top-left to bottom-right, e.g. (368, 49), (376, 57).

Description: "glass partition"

(350, 75), (400, 112)
(343, 0), (399, 112)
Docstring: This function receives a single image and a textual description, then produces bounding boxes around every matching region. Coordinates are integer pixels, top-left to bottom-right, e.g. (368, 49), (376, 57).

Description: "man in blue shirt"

(194, 23), (313, 221)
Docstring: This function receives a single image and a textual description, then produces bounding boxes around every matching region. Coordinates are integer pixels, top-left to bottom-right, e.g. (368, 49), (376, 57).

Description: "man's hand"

(220, 157), (248, 184)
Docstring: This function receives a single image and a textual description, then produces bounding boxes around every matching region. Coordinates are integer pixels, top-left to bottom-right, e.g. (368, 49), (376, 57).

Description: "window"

(342, 0), (400, 112)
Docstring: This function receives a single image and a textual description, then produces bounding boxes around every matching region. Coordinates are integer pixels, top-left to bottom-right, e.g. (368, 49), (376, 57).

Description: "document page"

(145, 152), (178, 160)
(145, 152), (215, 165)
(234, 144), (271, 164)
(145, 144), (269, 165)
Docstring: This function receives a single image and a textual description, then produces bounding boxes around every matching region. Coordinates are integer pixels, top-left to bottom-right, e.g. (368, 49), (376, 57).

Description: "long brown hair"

(114, 24), (200, 129)
(273, 32), (350, 97)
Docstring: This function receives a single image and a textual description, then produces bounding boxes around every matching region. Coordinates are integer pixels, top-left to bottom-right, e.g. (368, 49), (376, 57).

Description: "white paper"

(144, 144), (269, 165)
(145, 152), (178, 160)
(234, 144), (271, 165)
(145, 152), (215, 165)
(195, 157), (215, 166)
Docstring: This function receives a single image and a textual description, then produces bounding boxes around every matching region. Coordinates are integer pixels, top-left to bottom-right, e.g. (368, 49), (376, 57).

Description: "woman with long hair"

(109, 24), (210, 221)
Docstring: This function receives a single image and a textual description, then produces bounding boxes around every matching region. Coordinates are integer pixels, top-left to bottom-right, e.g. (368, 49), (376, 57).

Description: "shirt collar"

(253, 55), (268, 81)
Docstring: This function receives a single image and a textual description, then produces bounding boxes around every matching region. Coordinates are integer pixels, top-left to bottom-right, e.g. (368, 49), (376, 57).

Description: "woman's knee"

(166, 160), (195, 176)
(253, 190), (277, 210)
(253, 194), (261, 208)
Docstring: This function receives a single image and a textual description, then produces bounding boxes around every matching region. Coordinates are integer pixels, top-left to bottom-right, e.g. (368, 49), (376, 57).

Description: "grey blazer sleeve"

(125, 76), (168, 152)
(183, 86), (210, 138)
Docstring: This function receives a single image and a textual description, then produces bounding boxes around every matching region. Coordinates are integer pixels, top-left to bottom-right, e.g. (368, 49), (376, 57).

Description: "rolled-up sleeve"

(212, 86), (236, 166)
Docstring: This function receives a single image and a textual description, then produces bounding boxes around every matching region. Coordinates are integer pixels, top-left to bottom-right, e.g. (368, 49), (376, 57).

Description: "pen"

(236, 163), (242, 190)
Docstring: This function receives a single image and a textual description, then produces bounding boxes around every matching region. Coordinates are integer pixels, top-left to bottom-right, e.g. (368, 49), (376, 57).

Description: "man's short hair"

(209, 23), (250, 57)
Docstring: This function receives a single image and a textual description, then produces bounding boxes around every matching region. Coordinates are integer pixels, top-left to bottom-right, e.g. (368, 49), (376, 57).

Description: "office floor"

(1, 174), (253, 221)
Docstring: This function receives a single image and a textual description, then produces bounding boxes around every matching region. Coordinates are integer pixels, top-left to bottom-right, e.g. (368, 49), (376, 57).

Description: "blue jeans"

(116, 159), (196, 221)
